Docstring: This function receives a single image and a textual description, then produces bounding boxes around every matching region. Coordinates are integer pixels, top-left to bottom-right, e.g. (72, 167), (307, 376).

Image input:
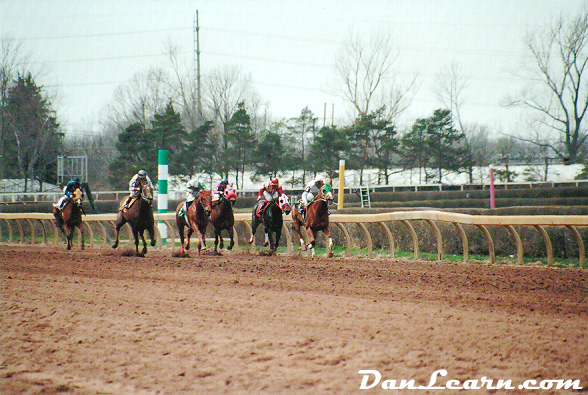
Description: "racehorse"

(249, 194), (291, 254)
(52, 187), (84, 250)
(175, 190), (212, 255)
(209, 188), (237, 253)
(292, 180), (334, 257)
(112, 178), (156, 255)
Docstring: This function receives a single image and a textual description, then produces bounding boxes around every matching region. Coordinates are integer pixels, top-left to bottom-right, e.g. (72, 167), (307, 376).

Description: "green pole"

(158, 150), (168, 245)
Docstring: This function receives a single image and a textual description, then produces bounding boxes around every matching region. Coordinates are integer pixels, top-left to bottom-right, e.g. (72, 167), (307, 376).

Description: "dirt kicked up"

(1, 244), (587, 394)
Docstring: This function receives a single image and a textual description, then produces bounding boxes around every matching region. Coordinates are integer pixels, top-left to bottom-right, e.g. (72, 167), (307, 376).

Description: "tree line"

(2, 8), (588, 191)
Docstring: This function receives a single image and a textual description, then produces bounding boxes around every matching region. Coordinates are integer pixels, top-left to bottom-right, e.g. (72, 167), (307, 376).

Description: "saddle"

(120, 196), (138, 212)
(256, 200), (271, 217)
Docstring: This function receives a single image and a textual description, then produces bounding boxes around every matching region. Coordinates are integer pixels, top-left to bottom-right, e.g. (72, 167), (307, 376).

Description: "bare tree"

(433, 62), (477, 182)
(163, 40), (202, 131)
(103, 67), (176, 132)
(333, 32), (416, 121)
(508, 9), (588, 163)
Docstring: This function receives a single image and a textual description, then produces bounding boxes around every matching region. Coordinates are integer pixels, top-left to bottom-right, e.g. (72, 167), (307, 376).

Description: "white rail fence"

(1, 211), (586, 267)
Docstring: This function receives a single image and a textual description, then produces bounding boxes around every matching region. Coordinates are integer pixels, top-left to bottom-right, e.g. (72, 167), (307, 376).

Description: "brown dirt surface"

(1, 244), (588, 394)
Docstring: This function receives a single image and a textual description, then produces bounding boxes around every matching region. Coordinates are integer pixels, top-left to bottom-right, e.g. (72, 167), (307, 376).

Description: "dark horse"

(112, 178), (156, 255)
(175, 190), (213, 255)
(52, 187), (84, 250)
(249, 194), (291, 254)
(292, 181), (334, 257)
(209, 190), (237, 254)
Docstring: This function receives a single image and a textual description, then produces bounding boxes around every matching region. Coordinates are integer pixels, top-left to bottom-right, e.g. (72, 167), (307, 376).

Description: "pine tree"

(149, 101), (189, 176)
(3, 73), (62, 191)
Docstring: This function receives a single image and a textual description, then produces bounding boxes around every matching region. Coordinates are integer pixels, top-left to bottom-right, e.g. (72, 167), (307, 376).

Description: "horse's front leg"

(272, 228), (282, 253)
(214, 230), (220, 253)
(80, 227), (85, 251)
(185, 228), (193, 251)
(307, 227), (317, 256)
(111, 214), (126, 249)
(148, 225), (156, 247)
(263, 229), (270, 247)
(133, 229), (141, 254)
(178, 223), (186, 253)
(325, 226), (334, 257)
(249, 217), (259, 244)
(66, 227), (74, 250)
(227, 227), (234, 251)
(140, 230), (148, 255)
(292, 219), (306, 250)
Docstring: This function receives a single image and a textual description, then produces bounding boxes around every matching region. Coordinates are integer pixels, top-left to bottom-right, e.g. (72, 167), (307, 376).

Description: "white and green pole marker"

(158, 150), (168, 245)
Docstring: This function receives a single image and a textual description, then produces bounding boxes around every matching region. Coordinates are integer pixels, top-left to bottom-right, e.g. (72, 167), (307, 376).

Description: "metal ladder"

(358, 186), (371, 208)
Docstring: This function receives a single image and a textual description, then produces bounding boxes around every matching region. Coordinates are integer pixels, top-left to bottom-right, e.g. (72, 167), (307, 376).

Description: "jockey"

(255, 177), (284, 217)
(56, 177), (81, 210)
(212, 178), (230, 204)
(301, 177), (324, 210)
(181, 178), (208, 216)
(123, 170), (153, 209)
(258, 177), (284, 202)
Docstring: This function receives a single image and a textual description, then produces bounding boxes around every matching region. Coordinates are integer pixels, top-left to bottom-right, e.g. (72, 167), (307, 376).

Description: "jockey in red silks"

(255, 177), (284, 217)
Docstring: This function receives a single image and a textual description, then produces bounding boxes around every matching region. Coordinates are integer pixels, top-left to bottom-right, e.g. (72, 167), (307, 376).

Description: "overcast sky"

(2, 0), (586, 135)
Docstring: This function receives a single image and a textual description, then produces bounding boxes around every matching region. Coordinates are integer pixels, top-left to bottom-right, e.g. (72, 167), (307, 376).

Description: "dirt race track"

(1, 244), (588, 394)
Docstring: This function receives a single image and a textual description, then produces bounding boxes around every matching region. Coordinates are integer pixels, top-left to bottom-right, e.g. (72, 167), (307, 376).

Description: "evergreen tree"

(402, 109), (468, 183)
(344, 107), (395, 184)
(252, 131), (285, 179)
(225, 102), (256, 189)
(149, 101), (189, 176)
(3, 73), (63, 191)
(185, 120), (215, 177)
(286, 106), (317, 184)
(308, 125), (349, 179)
(109, 122), (152, 188)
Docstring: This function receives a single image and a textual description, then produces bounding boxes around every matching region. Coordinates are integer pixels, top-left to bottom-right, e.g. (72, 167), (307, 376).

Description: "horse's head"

(277, 194), (291, 214)
(72, 187), (84, 206)
(323, 180), (334, 205)
(199, 190), (213, 215)
(139, 179), (153, 203)
(224, 188), (237, 207)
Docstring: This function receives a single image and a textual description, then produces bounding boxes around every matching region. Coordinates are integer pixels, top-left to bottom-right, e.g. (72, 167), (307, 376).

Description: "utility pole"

(194, 10), (203, 118)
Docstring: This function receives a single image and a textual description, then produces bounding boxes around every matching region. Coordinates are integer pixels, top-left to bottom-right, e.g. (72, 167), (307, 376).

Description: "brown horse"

(112, 178), (156, 255)
(209, 191), (236, 254)
(53, 188), (84, 250)
(175, 190), (212, 255)
(292, 181), (334, 257)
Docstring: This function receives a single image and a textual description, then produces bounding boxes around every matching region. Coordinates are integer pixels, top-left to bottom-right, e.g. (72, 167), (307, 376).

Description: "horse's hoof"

(150, 240), (156, 247)
(248, 236), (254, 244)
(111, 244), (118, 249)
(227, 245), (233, 251)
(263, 241), (269, 247)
